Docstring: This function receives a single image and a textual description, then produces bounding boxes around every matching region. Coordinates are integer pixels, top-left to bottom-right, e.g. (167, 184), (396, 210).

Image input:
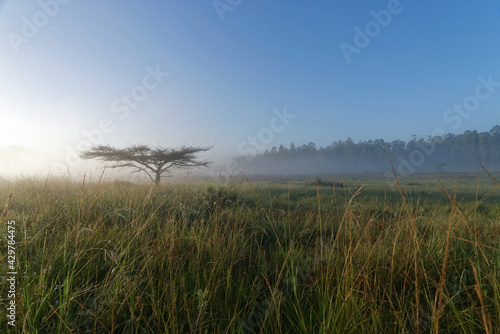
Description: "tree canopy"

(80, 144), (212, 184)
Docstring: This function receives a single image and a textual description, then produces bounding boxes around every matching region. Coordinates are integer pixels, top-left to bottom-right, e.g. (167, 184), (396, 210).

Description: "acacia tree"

(80, 144), (212, 185)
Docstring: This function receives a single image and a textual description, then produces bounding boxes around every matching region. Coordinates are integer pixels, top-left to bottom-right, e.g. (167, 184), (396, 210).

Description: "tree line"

(234, 125), (500, 175)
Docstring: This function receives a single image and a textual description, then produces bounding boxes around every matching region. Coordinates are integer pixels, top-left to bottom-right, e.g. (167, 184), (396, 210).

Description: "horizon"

(1, 123), (498, 181)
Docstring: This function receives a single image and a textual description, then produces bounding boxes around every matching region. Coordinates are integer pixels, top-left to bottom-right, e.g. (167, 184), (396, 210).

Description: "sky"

(1, 0), (500, 178)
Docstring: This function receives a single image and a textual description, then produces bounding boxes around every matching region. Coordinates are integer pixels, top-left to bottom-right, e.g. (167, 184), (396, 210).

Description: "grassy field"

(1, 171), (500, 333)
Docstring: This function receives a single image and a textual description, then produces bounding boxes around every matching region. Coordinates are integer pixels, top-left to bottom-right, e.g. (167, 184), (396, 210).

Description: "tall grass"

(0, 172), (499, 333)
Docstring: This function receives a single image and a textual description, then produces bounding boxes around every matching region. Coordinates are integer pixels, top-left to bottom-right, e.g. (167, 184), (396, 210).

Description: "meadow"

(1, 171), (500, 333)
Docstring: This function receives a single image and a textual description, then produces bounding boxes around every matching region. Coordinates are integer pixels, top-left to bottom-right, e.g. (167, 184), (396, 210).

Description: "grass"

(0, 171), (500, 333)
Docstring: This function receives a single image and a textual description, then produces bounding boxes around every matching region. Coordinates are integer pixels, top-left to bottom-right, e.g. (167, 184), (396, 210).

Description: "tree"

(435, 162), (447, 174)
(80, 144), (212, 185)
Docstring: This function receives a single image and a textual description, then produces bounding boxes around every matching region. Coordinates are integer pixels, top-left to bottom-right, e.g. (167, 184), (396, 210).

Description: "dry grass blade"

(386, 148), (406, 206)
(435, 177), (471, 231)
(434, 181), (457, 333)
(481, 164), (500, 188)
(0, 192), (12, 223)
(471, 261), (490, 334)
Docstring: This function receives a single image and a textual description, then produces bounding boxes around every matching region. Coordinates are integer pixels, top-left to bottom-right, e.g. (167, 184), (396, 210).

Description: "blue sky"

(1, 0), (500, 176)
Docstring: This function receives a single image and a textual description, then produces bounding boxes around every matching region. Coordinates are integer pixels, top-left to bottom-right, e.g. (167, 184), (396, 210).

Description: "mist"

(230, 125), (500, 178)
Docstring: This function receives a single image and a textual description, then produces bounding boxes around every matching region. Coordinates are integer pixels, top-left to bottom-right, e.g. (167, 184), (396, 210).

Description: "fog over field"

(1, 1), (500, 180)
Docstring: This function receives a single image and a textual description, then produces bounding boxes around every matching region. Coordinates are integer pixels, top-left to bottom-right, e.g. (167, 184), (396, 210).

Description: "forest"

(235, 125), (500, 175)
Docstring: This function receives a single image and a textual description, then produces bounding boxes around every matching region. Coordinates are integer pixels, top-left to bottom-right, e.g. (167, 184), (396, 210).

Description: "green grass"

(1, 172), (500, 333)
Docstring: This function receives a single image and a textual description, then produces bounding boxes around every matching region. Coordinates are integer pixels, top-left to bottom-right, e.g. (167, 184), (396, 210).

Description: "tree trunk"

(154, 171), (161, 185)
